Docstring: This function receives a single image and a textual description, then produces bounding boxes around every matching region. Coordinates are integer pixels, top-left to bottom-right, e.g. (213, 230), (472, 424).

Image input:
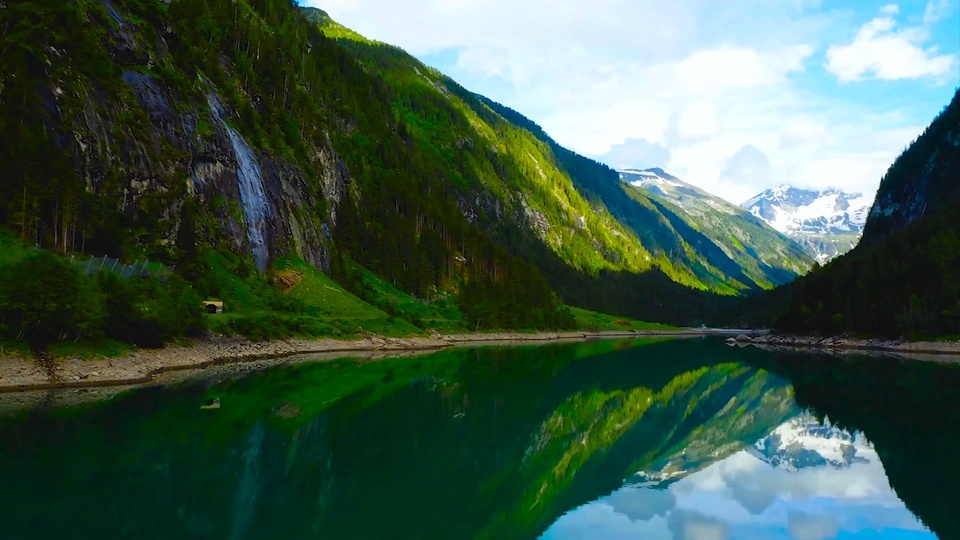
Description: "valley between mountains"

(0, 0), (958, 361)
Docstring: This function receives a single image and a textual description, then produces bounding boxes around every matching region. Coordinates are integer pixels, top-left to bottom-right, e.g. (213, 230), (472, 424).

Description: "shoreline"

(746, 333), (960, 359)
(4, 328), (957, 396)
(0, 329), (728, 394)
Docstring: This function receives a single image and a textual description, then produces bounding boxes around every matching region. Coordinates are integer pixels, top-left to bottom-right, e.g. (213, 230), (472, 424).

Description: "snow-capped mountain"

(742, 185), (870, 235)
(741, 186), (873, 263)
(629, 413), (875, 489)
(749, 414), (872, 471)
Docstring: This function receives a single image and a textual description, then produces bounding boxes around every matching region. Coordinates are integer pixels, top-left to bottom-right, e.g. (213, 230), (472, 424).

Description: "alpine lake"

(0, 337), (956, 539)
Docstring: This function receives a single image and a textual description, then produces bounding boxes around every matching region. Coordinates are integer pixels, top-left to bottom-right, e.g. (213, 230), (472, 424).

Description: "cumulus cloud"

(826, 4), (958, 82)
(779, 117), (829, 149)
(598, 138), (672, 170)
(662, 101), (721, 146)
(655, 45), (814, 95)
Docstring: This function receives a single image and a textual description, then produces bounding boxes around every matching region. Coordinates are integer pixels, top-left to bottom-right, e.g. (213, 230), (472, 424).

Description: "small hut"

(202, 300), (224, 314)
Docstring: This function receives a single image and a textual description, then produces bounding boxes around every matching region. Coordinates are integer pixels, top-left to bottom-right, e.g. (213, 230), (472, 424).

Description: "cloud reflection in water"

(542, 414), (935, 540)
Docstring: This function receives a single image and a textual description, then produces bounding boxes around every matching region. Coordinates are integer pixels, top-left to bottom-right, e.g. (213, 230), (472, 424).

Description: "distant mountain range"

(620, 168), (812, 289)
(741, 186), (873, 264)
(630, 412), (871, 489)
(621, 168), (873, 264)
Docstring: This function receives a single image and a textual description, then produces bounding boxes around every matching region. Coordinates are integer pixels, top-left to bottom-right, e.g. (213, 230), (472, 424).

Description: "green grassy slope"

(341, 261), (466, 332)
(0, 226), (676, 356)
(201, 253), (422, 339)
(568, 307), (679, 331)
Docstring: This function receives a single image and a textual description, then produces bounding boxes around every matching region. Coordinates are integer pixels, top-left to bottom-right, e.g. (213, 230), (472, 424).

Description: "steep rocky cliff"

(862, 91), (960, 244)
(1, 0), (344, 271)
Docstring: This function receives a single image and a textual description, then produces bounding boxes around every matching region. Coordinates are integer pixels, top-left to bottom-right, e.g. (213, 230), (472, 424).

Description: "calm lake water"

(0, 338), (957, 539)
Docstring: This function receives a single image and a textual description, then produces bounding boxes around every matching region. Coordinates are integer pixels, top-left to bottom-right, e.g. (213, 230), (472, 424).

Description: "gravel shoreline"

(0, 329), (712, 394)
(5, 329), (956, 395)
(746, 333), (960, 358)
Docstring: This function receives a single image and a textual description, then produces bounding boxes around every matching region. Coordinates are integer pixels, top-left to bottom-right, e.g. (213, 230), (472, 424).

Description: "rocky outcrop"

(750, 333), (960, 356)
(41, 1), (347, 271)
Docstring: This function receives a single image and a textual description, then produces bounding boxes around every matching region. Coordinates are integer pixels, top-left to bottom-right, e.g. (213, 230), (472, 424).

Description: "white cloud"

(924, 0), (952, 25)
(780, 117), (829, 148)
(605, 488), (677, 521)
(678, 102), (720, 140)
(599, 138), (672, 170)
(826, 4), (958, 82)
(880, 4), (900, 15)
(658, 45), (814, 95)
(722, 145), (773, 189)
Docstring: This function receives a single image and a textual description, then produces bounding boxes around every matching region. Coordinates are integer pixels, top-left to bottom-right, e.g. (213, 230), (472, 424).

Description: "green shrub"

(0, 251), (105, 348)
(206, 312), (335, 341)
(99, 273), (206, 348)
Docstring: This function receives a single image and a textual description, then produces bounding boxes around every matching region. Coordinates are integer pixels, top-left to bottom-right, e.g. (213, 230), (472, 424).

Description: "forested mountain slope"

(307, 7), (811, 294)
(307, 9), (711, 291)
(0, 0), (806, 341)
(457, 88), (812, 293)
(775, 89), (960, 337)
(0, 0), (575, 335)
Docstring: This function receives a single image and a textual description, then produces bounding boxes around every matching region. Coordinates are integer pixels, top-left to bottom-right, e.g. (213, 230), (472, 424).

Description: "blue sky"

(302, 0), (959, 203)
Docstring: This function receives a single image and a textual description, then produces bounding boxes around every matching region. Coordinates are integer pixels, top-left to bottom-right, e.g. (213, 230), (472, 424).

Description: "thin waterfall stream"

(207, 93), (270, 272)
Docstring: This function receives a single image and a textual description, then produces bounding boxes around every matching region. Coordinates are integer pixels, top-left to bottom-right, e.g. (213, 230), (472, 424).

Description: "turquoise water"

(0, 338), (954, 539)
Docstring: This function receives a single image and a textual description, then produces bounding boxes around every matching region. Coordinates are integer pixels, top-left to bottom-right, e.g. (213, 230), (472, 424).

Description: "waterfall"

(207, 93), (270, 272)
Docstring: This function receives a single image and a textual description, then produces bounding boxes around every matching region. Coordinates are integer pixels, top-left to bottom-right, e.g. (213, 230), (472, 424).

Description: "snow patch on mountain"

(742, 185), (870, 235)
(619, 168), (740, 215)
(750, 414), (874, 472)
(621, 168), (685, 190)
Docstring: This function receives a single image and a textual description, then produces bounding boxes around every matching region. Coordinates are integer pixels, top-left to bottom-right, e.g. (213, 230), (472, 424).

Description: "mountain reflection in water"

(0, 339), (955, 539)
(545, 413), (932, 539)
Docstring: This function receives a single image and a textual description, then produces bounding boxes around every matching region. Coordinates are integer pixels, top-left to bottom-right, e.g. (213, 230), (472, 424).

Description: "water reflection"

(544, 413), (933, 539)
(0, 340), (954, 539)
(759, 352), (960, 540)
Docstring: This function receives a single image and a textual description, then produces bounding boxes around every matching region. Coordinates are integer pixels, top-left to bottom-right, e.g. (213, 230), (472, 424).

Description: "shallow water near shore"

(0, 338), (956, 539)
